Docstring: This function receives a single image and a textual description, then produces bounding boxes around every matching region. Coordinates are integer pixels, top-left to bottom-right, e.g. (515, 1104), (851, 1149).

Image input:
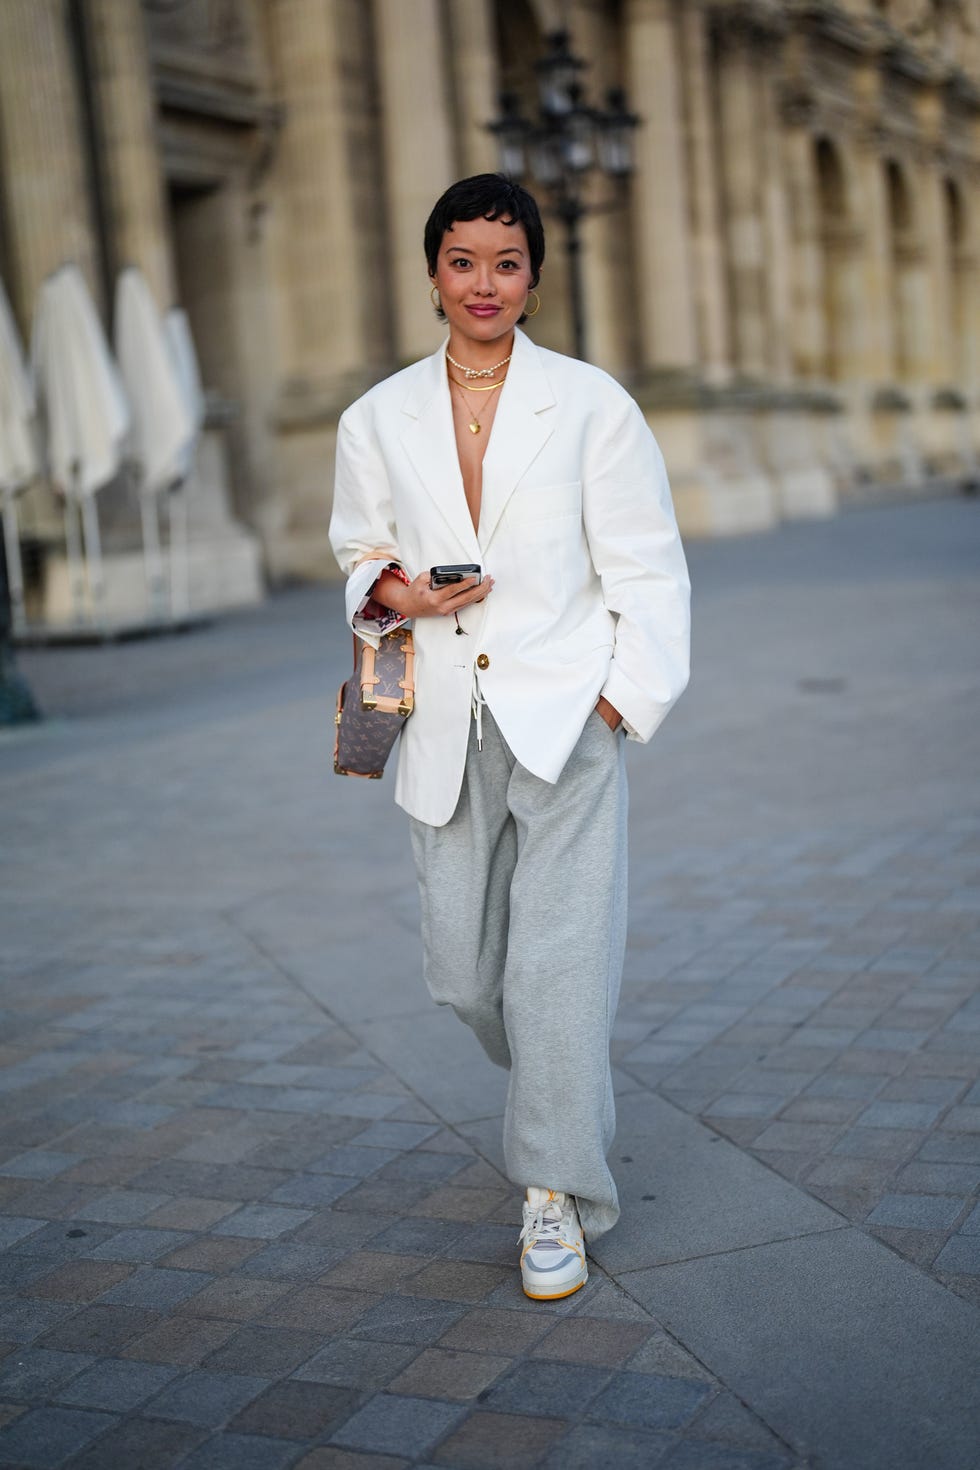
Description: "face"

(430, 214), (534, 348)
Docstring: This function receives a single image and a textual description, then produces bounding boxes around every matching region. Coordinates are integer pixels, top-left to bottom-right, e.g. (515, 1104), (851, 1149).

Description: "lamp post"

(489, 30), (639, 361)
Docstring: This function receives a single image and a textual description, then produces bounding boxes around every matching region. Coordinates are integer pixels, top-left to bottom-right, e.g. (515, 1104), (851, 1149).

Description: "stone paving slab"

(625, 1227), (980, 1470)
(0, 497), (977, 1468)
(588, 1091), (842, 1274)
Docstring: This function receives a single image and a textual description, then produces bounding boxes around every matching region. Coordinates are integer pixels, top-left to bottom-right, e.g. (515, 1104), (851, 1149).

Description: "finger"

(441, 577), (485, 604)
(448, 579), (492, 608)
(431, 585), (479, 615)
(431, 577), (478, 601)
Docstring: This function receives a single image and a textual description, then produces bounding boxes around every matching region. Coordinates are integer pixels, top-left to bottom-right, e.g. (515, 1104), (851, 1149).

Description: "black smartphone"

(430, 564), (482, 587)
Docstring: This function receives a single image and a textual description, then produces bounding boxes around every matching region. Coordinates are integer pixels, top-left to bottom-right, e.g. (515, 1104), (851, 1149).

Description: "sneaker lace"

(518, 1201), (565, 1250)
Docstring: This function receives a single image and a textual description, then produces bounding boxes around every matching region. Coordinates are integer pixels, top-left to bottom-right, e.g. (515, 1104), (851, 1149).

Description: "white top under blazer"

(329, 326), (691, 827)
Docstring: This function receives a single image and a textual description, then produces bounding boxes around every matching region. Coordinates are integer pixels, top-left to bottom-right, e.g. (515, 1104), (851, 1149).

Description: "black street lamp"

(489, 30), (639, 361)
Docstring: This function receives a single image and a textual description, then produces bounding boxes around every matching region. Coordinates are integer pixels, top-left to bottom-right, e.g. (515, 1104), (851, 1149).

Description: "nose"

(473, 266), (496, 296)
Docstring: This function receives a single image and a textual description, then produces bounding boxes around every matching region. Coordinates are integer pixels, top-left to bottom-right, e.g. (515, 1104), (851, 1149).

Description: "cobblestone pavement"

(0, 496), (977, 1469)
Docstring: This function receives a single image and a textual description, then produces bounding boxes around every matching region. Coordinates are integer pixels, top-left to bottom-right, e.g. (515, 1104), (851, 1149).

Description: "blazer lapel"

(400, 343), (482, 563)
(478, 328), (557, 549)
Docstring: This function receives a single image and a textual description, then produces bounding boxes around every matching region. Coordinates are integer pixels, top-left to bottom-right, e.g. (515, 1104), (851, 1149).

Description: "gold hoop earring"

(429, 285), (441, 310)
(524, 289), (541, 317)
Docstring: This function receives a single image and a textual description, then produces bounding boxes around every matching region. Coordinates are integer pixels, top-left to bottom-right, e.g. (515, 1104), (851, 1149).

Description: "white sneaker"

(518, 1187), (587, 1300)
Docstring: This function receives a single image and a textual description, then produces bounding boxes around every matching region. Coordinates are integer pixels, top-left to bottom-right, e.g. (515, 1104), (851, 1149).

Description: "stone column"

(715, 19), (769, 379)
(624, 0), (698, 374)
(678, 0), (731, 384)
(758, 46), (794, 384)
(852, 138), (896, 385)
(850, 49), (896, 387)
(447, 0), (498, 178)
(782, 122), (827, 381)
(951, 230), (980, 396)
(910, 85), (953, 385)
(266, 0), (366, 385)
(374, 0), (456, 363)
(81, 0), (175, 310)
(0, 0), (100, 327)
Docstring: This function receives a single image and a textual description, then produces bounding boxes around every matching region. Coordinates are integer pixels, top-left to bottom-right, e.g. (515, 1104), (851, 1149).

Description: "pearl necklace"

(446, 349), (513, 381)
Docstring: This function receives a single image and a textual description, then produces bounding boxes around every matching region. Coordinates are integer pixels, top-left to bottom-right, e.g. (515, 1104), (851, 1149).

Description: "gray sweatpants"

(409, 707), (628, 1241)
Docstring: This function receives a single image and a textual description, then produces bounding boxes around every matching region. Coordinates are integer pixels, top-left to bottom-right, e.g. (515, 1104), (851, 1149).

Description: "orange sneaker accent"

(523, 1274), (588, 1301)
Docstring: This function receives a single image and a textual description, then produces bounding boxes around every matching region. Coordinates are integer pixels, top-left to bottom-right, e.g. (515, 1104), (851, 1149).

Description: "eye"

(499, 260), (519, 270)
(449, 256), (471, 269)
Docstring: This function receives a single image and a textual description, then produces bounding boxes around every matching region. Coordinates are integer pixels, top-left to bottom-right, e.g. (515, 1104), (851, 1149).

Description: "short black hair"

(424, 174), (545, 322)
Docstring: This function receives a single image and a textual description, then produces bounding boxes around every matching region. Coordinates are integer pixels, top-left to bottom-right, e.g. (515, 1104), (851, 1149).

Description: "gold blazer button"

(476, 653), (490, 670)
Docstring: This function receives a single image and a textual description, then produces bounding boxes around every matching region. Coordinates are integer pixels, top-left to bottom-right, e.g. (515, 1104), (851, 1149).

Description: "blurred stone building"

(0, 0), (978, 613)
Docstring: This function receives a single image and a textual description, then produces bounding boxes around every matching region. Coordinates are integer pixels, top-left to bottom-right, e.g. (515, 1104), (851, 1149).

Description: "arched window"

(944, 176), (970, 387)
(886, 160), (911, 236)
(816, 138), (846, 217)
(945, 177), (964, 251)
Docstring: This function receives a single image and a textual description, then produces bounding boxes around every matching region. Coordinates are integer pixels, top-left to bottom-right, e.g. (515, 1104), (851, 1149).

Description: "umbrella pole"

(1, 491), (27, 635)
(80, 493), (106, 629)
(64, 486), (87, 626)
(168, 481), (190, 620)
(135, 464), (167, 622)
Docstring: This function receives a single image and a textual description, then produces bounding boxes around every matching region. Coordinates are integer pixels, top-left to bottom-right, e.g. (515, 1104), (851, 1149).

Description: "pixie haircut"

(424, 174), (545, 323)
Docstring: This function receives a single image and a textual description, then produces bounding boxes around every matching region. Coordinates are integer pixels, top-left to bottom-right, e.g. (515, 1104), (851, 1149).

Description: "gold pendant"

(468, 420), (480, 434)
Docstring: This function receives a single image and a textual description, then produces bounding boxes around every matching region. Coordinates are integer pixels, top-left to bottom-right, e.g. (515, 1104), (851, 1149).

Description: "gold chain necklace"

(449, 373), (504, 435)
(447, 373), (505, 391)
(446, 349), (512, 380)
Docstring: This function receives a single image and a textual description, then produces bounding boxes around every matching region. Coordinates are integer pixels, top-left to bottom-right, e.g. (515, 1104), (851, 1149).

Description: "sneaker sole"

(522, 1265), (588, 1301)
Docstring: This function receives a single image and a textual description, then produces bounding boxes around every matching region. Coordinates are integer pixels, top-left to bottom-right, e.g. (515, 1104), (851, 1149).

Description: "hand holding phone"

(374, 565), (492, 624)
(428, 565), (488, 634)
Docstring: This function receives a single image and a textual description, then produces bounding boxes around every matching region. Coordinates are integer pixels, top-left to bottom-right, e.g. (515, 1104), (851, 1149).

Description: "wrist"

(595, 695), (622, 730)
(373, 568), (410, 614)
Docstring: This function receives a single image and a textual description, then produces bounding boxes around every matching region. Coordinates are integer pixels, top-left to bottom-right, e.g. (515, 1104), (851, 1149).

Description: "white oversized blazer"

(329, 327), (691, 827)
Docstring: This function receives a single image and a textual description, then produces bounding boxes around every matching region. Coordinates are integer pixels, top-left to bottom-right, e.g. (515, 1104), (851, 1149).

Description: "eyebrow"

(443, 244), (526, 257)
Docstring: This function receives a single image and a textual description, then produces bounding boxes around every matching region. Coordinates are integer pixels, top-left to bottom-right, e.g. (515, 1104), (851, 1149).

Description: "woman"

(329, 174), (690, 1300)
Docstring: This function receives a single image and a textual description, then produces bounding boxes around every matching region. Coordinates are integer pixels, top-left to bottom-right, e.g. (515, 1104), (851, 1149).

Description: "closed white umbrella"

(0, 277), (39, 632)
(32, 265), (129, 498)
(115, 268), (194, 494)
(165, 308), (205, 467)
(0, 277), (38, 492)
(114, 268), (195, 619)
(164, 307), (206, 616)
(31, 265), (130, 624)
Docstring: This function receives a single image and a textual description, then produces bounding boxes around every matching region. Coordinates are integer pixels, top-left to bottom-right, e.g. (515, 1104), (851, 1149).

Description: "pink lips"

(466, 305), (501, 317)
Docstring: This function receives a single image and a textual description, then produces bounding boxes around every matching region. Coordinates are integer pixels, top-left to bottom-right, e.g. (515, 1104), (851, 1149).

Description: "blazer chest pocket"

(509, 480), (582, 526)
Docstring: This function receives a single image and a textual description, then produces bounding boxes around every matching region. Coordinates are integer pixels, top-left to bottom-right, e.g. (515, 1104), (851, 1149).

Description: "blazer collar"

(399, 327), (557, 559)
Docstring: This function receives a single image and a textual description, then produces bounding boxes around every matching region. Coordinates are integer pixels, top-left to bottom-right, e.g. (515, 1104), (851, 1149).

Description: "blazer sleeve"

(329, 404), (409, 647)
(582, 393), (691, 742)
